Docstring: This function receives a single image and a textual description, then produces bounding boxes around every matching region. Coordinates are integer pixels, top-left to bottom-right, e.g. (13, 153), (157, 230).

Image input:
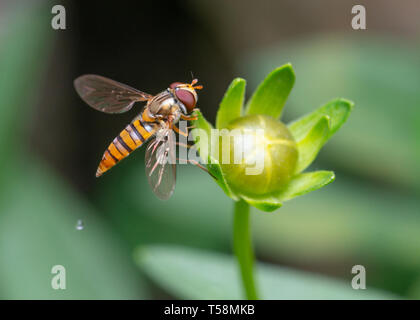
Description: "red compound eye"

(175, 89), (196, 112)
(169, 82), (182, 89)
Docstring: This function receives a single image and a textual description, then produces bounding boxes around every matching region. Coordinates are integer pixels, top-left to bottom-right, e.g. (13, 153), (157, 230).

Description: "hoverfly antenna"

(190, 72), (201, 88)
(190, 78), (203, 90)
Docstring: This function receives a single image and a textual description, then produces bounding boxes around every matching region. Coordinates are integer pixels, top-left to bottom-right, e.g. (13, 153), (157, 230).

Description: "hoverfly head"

(169, 79), (202, 114)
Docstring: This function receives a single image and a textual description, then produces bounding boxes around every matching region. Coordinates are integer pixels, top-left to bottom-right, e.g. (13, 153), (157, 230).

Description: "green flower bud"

(219, 114), (298, 198)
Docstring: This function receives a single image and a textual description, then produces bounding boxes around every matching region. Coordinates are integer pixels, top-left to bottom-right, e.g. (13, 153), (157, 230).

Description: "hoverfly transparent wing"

(74, 74), (153, 113)
(145, 129), (177, 200)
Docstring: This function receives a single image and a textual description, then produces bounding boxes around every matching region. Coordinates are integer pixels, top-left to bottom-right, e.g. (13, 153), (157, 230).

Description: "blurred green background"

(0, 0), (419, 299)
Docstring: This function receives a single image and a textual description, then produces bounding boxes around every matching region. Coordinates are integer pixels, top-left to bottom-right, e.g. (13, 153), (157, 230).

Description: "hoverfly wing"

(145, 129), (177, 200)
(74, 74), (153, 114)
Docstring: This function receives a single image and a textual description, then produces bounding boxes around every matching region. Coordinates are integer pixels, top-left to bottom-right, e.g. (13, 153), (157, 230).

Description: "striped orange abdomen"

(96, 117), (155, 177)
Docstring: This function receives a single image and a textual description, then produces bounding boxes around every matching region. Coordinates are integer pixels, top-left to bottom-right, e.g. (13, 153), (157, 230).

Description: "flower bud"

(219, 115), (298, 198)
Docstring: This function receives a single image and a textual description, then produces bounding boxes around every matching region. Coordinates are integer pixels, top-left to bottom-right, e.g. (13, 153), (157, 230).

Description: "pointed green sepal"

(246, 64), (295, 119)
(191, 110), (239, 200)
(216, 78), (246, 129)
(294, 116), (330, 173)
(288, 98), (353, 142)
(241, 195), (283, 212)
(277, 170), (335, 202)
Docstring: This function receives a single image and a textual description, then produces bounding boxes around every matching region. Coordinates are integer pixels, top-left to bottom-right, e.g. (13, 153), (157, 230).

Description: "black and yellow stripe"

(96, 111), (156, 177)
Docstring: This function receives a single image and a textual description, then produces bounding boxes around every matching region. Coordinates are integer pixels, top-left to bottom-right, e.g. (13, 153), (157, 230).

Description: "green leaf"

(191, 110), (239, 200)
(288, 98), (353, 142)
(295, 116), (330, 173)
(135, 245), (396, 299)
(216, 78), (246, 129)
(246, 64), (295, 119)
(278, 170), (335, 202)
(0, 160), (148, 299)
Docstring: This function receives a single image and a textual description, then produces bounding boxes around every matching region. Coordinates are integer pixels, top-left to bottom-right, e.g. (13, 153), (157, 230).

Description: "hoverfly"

(74, 74), (203, 200)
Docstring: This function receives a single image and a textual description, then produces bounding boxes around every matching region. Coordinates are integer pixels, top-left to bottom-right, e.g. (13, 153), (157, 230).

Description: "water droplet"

(75, 219), (84, 230)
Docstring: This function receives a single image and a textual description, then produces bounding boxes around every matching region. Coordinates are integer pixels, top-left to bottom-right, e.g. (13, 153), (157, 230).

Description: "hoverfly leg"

(176, 157), (217, 180)
(180, 114), (198, 121)
(173, 125), (188, 137)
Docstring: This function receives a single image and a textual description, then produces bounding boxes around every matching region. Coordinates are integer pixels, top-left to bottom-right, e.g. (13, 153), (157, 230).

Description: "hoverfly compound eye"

(169, 82), (182, 89)
(175, 89), (196, 113)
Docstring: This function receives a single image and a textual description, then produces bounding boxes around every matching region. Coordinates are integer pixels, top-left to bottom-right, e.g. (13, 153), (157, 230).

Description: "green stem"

(233, 199), (258, 300)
